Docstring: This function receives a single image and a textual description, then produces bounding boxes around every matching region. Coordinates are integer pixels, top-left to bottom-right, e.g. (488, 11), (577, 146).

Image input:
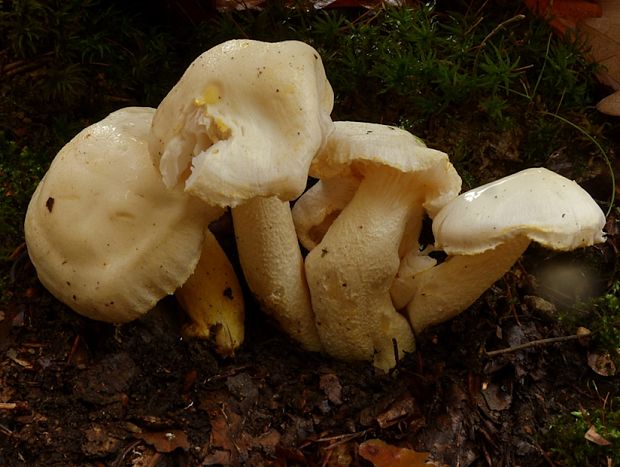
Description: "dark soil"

(1, 232), (619, 466)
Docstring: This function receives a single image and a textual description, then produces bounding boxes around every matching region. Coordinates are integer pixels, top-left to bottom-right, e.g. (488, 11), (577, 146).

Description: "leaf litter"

(1, 277), (619, 465)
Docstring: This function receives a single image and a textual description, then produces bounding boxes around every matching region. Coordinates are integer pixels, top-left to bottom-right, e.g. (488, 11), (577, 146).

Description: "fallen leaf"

(325, 442), (354, 466)
(6, 348), (33, 369)
(482, 382), (513, 412)
(577, 0), (620, 114)
(135, 429), (190, 453)
(596, 89), (620, 116)
(358, 439), (433, 467)
(320, 373), (343, 405)
(209, 407), (243, 453)
(250, 429), (281, 452)
(523, 0), (603, 33)
(587, 351), (617, 376)
(375, 393), (419, 429)
(81, 424), (123, 456)
(585, 425), (613, 446)
(202, 449), (231, 465)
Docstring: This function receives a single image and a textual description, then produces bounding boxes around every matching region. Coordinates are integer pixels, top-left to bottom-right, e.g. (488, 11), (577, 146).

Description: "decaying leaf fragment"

(358, 439), (434, 467)
(584, 425), (613, 446)
(134, 430), (190, 453)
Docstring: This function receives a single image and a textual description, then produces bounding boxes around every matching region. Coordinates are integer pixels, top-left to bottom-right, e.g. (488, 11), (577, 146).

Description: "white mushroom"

(149, 39), (334, 207)
(304, 121), (461, 370)
(150, 40), (334, 351)
(24, 107), (221, 323)
(406, 167), (607, 334)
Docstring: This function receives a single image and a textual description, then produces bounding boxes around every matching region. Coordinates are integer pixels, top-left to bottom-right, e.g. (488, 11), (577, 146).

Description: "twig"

(485, 331), (591, 357)
(477, 14), (525, 49)
(0, 423), (15, 438)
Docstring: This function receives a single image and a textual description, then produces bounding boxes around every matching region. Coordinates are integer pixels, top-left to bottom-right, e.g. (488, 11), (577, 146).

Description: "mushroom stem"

(406, 235), (531, 334)
(305, 169), (418, 370)
(176, 229), (245, 356)
(390, 247), (437, 310)
(232, 196), (322, 351)
(292, 175), (361, 251)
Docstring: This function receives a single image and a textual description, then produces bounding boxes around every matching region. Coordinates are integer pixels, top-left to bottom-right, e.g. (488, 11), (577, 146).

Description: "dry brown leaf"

(596, 89), (620, 115)
(587, 351), (617, 376)
(320, 373), (343, 405)
(585, 425), (613, 446)
(135, 429), (190, 453)
(577, 0), (620, 113)
(358, 439), (433, 467)
(375, 393), (419, 429)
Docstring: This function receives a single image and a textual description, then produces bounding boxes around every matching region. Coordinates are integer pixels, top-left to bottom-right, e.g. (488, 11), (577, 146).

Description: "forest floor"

(1, 1), (619, 465)
(1, 224), (619, 466)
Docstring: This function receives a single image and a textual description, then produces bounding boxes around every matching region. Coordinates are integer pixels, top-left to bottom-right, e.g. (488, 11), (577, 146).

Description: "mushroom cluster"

(25, 40), (607, 370)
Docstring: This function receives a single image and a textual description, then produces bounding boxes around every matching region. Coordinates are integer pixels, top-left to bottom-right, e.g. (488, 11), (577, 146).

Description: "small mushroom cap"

(433, 167), (607, 255)
(309, 121), (461, 216)
(25, 107), (216, 323)
(150, 39), (334, 207)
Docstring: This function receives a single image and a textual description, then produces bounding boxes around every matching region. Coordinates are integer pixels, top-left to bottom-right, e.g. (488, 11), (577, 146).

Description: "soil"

(1, 217), (619, 466)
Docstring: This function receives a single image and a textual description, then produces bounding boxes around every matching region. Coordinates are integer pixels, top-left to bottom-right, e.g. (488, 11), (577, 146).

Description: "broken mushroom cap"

(25, 107), (220, 323)
(304, 121), (461, 370)
(149, 39), (334, 208)
(407, 167), (607, 334)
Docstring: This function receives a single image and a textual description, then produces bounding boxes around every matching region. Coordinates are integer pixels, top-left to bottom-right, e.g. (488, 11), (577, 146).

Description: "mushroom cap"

(149, 39), (334, 208)
(25, 107), (216, 323)
(433, 167), (607, 255)
(309, 121), (461, 216)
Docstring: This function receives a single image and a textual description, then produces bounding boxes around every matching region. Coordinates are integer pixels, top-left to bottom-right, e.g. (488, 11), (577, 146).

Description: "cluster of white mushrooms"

(25, 40), (607, 370)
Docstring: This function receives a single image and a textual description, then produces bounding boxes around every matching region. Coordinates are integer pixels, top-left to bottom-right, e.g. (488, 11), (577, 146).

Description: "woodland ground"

(1, 1), (619, 465)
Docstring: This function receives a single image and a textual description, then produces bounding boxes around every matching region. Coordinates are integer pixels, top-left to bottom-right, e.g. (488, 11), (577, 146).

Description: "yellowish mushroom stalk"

(232, 197), (322, 351)
(305, 170), (419, 369)
(304, 121), (462, 370)
(406, 237), (531, 333)
(176, 230), (244, 356)
(389, 244), (437, 310)
(291, 176), (360, 251)
(406, 168), (607, 335)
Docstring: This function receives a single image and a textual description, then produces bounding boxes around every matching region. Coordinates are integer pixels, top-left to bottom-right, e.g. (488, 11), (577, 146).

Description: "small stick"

(485, 331), (591, 357)
(478, 14), (526, 48)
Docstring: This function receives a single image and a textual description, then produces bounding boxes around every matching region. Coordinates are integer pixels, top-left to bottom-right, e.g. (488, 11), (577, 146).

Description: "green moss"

(0, 136), (44, 255)
(590, 282), (620, 361)
(546, 398), (620, 466)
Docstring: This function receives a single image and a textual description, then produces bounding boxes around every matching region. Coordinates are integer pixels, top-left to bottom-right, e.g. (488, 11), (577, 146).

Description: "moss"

(546, 398), (620, 466)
